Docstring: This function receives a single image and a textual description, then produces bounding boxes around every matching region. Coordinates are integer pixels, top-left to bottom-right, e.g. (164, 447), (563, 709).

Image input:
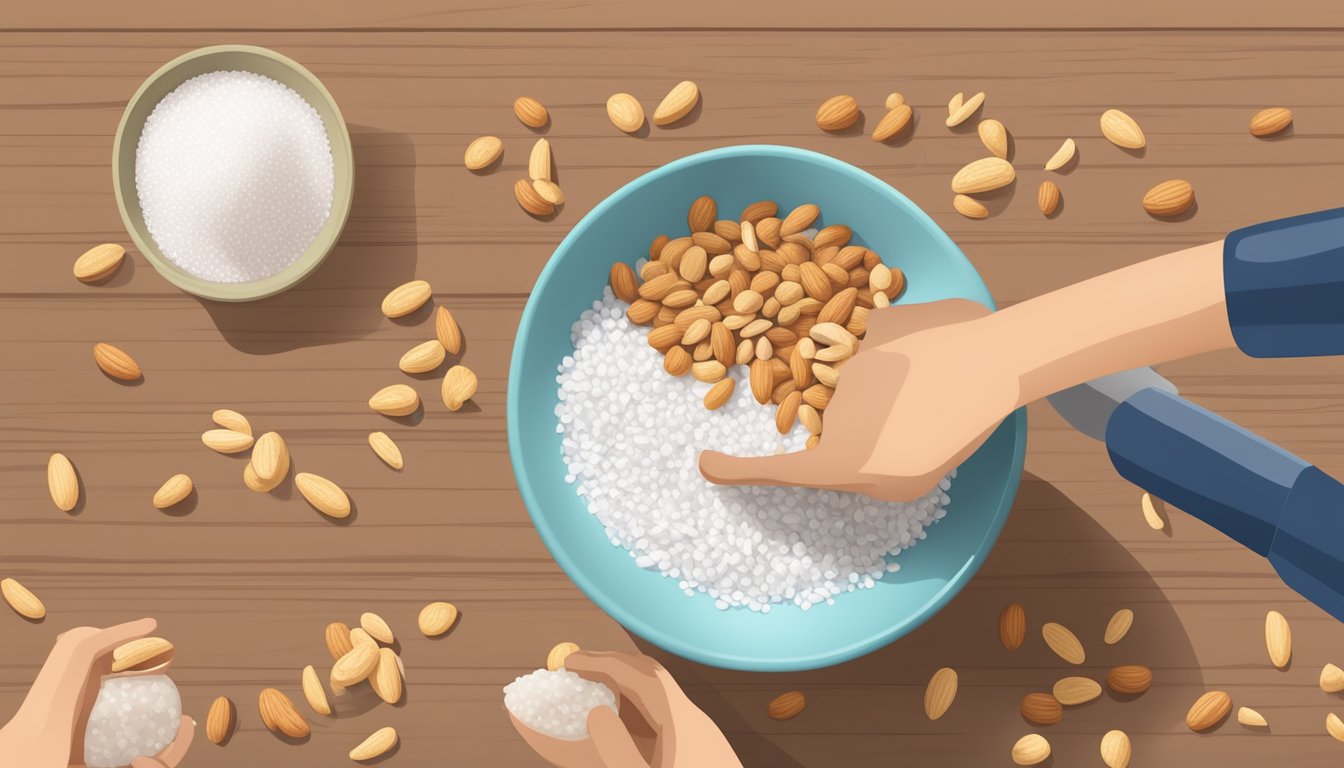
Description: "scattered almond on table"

(1011, 733), (1050, 765)
(999, 602), (1027, 650)
(1140, 492), (1169, 531)
(47, 452), (79, 512)
(924, 667), (958, 720)
(1053, 675), (1102, 705)
(73, 243), (126, 283)
(1106, 664), (1152, 696)
(767, 691), (806, 720)
(294, 472), (351, 519)
(418, 601), (459, 637)
(1100, 729), (1131, 768)
(1044, 138), (1076, 171)
(1322, 663), (1344, 693)
(978, 118), (1007, 159)
(1144, 179), (1195, 218)
(152, 473), (192, 510)
(1104, 608), (1134, 644)
(1020, 692), (1062, 725)
(368, 431), (404, 469)
(1186, 690), (1233, 732)
(205, 696), (234, 745)
(653, 80), (699, 126)
(1037, 181), (1061, 217)
(1265, 610), (1292, 669)
(1250, 107), (1292, 137)
(258, 687), (309, 739)
(1, 577), (45, 620)
(1238, 706), (1268, 727)
(946, 91), (986, 127)
(93, 342), (142, 381)
(606, 92), (645, 133)
(513, 96), (549, 129)
(369, 384), (420, 417)
(351, 726), (399, 760)
(1101, 108), (1146, 149)
(816, 95), (860, 132)
(1041, 621), (1085, 664)
(382, 279), (433, 318)
(300, 664), (331, 716)
(463, 135), (503, 171)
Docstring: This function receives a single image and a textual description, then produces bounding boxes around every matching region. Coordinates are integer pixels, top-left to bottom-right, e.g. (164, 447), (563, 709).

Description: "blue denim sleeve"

(1224, 207), (1344, 357)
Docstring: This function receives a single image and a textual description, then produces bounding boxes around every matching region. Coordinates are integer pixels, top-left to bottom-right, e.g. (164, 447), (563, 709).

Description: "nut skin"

(1106, 664), (1153, 695)
(1020, 692), (1062, 725)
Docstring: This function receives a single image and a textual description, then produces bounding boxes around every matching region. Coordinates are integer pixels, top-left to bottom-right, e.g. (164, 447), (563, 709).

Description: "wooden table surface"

(4, 3), (1344, 765)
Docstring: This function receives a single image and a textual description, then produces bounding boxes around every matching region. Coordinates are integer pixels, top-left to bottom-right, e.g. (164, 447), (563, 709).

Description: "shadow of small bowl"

(112, 44), (354, 302)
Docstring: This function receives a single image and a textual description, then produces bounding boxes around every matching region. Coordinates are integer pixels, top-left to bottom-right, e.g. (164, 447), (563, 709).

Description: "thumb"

(698, 448), (831, 489)
(587, 706), (646, 767)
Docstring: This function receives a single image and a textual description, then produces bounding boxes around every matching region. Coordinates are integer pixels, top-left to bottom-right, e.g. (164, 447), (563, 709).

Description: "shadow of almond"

(632, 474), (1201, 767)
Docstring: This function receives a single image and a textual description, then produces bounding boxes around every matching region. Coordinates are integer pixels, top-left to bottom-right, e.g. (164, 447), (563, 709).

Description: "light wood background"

(3, 3), (1344, 765)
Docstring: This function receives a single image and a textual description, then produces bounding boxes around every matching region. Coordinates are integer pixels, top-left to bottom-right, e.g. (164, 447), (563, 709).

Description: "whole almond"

(816, 95), (860, 131)
(202, 429), (254, 454)
(331, 641), (379, 686)
(1100, 108), (1146, 149)
(1141, 492), (1168, 530)
(776, 391), (802, 434)
(294, 472), (351, 519)
(73, 243), (126, 282)
(1042, 622), (1085, 664)
(1143, 179), (1194, 217)
(924, 667), (958, 720)
(946, 91), (986, 127)
(781, 204), (820, 236)
(1044, 138), (1076, 171)
(1328, 712), (1344, 742)
(392, 338), (442, 375)
(1186, 690), (1232, 732)
(513, 96), (548, 128)
(767, 691), (805, 720)
(463, 136), (503, 171)
(1265, 609), (1291, 669)
(817, 288), (857, 325)
(749, 359), (774, 404)
(533, 179), (565, 206)
(951, 157), (1015, 194)
(1020, 692), (1062, 725)
(259, 688), (309, 738)
(871, 104), (912, 141)
(369, 648), (403, 704)
(1012, 734), (1050, 766)
(1238, 706), (1268, 727)
(111, 636), (174, 673)
(704, 378), (735, 410)
(326, 622), (354, 660)
(442, 365), (478, 411)
(434, 305), (464, 355)
(369, 384), (420, 417)
(381, 279), (432, 318)
(1322, 663), (1344, 693)
(609, 262), (639, 304)
(1038, 181), (1061, 216)
(1104, 608), (1134, 645)
(948, 92), (964, 114)
(999, 603), (1027, 650)
(368, 431), (404, 470)
(350, 726), (398, 761)
(419, 601), (459, 636)
(799, 262), (832, 301)
(978, 119), (1008, 159)
(1106, 664), (1152, 695)
(606, 93), (645, 133)
(301, 664), (332, 716)
(47, 452), (79, 512)
(94, 342), (142, 381)
(243, 446), (287, 492)
(1053, 676), (1102, 706)
(361, 612), (395, 645)
(1100, 729), (1131, 768)
(206, 696), (234, 745)
(953, 194), (988, 219)
(547, 641), (580, 671)
(1250, 107), (1292, 137)
(514, 178), (555, 216)
(211, 409), (252, 435)
(528, 138), (552, 182)
(687, 195), (718, 232)
(741, 200), (778, 223)
(251, 431), (287, 483)
(153, 473), (193, 509)
(653, 81), (699, 126)
(1, 577), (45, 620)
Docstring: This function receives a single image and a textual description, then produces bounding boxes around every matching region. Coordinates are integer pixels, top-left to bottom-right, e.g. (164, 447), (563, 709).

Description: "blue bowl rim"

(507, 144), (1027, 670)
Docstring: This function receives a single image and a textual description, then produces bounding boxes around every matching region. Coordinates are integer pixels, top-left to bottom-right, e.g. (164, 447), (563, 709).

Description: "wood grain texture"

(3, 16), (1344, 767)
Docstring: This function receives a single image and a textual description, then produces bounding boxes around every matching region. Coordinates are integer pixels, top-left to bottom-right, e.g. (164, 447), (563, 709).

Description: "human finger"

(698, 448), (838, 490)
(587, 706), (647, 768)
(564, 651), (668, 723)
(144, 715), (195, 767)
(77, 618), (159, 660)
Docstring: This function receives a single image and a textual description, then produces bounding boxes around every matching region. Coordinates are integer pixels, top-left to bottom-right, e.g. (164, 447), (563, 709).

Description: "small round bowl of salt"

(112, 45), (354, 302)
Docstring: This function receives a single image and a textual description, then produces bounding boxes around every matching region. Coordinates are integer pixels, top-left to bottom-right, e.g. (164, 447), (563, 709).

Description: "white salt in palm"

(83, 675), (181, 768)
(504, 669), (617, 740)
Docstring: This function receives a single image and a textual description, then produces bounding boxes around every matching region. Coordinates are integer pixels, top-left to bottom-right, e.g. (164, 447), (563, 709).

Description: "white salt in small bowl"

(112, 45), (354, 302)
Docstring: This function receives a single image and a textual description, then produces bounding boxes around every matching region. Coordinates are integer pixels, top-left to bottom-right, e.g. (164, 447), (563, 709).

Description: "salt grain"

(135, 70), (334, 283)
(555, 289), (953, 612)
(84, 675), (181, 768)
(504, 668), (617, 740)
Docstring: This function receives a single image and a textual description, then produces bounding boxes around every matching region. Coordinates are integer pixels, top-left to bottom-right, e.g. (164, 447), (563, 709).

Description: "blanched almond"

(258, 688), (309, 738)
(464, 136), (503, 170)
(653, 81), (699, 126)
(1265, 610), (1291, 669)
(1042, 622), (1084, 664)
(361, 612), (395, 645)
(978, 119), (1008, 158)
(1104, 608), (1133, 645)
(1100, 108), (1145, 149)
(73, 243), (126, 282)
(111, 636), (174, 672)
(951, 157), (1015, 194)
(301, 664), (331, 716)
(295, 472), (351, 519)
(924, 667), (958, 720)
(152, 473), (193, 509)
(442, 365), (478, 411)
(946, 91), (986, 127)
(368, 431), (404, 470)
(369, 384), (420, 417)
(418, 602), (458, 637)
(606, 93), (645, 133)
(369, 648), (403, 704)
(1, 577), (45, 620)
(547, 641), (580, 671)
(350, 727), (398, 761)
(1044, 138), (1076, 171)
(381, 280), (432, 318)
(202, 429), (254, 454)
(211, 409), (251, 435)
(47, 452), (79, 512)
(953, 194), (988, 219)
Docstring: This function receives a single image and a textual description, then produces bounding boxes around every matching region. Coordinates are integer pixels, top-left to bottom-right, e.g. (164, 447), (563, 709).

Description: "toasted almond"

(1100, 108), (1145, 149)
(1250, 107), (1292, 137)
(654, 80), (699, 126)
(871, 104), (912, 141)
(953, 194), (988, 219)
(546, 641), (580, 671)
(368, 431), (404, 470)
(370, 648), (403, 704)
(606, 93), (645, 133)
(258, 687), (309, 738)
(1328, 712), (1344, 742)
(923, 667), (958, 720)
(381, 280), (432, 318)
(1265, 610), (1291, 669)
(418, 601), (459, 637)
(1020, 692), (1062, 725)
(1042, 622), (1085, 664)
(1038, 181), (1061, 216)
(93, 342), (142, 381)
(1, 577), (45, 620)
(748, 359), (774, 404)
(205, 695), (234, 745)
(885, 92), (904, 109)
(978, 118), (1008, 158)
(152, 473), (193, 509)
(1012, 734), (1050, 766)
(1044, 138), (1076, 171)
(326, 622), (354, 660)
(442, 365), (478, 411)
(301, 664), (332, 716)
(951, 157), (1015, 194)
(704, 378), (735, 410)
(202, 429), (254, 454)
(211, 409), (252, 435)
(816, 95), (860, 131)
(1106, 664), (1152, 695)
(767, 691), (805, 720)
(999, 603), (1027, 650)
(369, 384), (420, 417)
(1100, 729), (1130, 768)
(1323, 663), (1344, 693)
(1187, 690), (1232, 731)
(1143, 179), (1194, 217)
(817, 287), (857, 325)
(513, 96), (548, 128)
(111, 636), (174, 673)
(775, 391), (802, 434)
(609, 262), (639, 304)
(945, 91), (985, 127)
(1053, 675), (1101, 705)
(351, 726), (398, 761)
(331, 641), (380, 687)
(47, 452), (79, 512)
(400, 340), (446, 374)
(434, 306), (464, 356)
(1238, 706), (1268, 727)
(1141, 492), (1168, 530)
(1104, 608), (1134, 645)
(514, 177), (555, 216)
(464, 136), (503, 170)
(73, 243), (126, 282)
(781, 204), (820, 237)
(251, 431), (287, 483)
(361, 612), (395, 645)
(294, 472), (351, 519)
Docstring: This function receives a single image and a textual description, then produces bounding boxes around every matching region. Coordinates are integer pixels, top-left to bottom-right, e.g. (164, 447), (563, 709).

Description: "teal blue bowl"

(508, 145), (1026, 671)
